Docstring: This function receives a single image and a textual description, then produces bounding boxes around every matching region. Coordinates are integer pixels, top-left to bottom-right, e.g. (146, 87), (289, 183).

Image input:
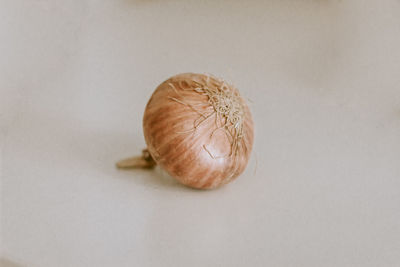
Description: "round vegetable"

(118, 73), (254, 189)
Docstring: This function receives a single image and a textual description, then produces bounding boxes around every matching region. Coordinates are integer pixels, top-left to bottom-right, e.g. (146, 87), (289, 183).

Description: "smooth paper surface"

(1, 0), (400, 266)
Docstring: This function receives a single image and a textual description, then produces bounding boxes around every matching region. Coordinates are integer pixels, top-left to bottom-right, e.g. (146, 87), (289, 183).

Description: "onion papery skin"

(143, 73), (254, 189)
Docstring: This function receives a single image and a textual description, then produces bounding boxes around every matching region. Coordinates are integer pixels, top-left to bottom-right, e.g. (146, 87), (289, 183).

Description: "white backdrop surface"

(1, 0), (400, 266)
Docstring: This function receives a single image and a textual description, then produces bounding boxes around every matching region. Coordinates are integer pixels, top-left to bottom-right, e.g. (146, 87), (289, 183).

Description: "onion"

(117, 73), (254, 189)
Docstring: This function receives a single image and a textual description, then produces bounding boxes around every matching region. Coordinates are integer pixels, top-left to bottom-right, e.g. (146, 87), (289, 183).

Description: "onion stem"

(116, 149), (156, 169)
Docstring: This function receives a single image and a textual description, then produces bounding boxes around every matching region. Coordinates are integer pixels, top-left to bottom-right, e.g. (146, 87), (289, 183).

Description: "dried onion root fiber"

(118, 73), (254, 189)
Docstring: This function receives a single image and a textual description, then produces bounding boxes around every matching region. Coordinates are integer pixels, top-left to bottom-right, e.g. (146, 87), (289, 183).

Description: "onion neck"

(116, 149), (156, 169)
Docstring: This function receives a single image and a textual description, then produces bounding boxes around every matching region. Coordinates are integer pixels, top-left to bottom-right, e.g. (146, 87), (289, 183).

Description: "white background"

(1, 0), (400, 266)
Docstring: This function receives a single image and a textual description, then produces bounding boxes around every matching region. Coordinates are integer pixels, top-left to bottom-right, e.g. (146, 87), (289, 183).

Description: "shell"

(143, 73), (254, 189)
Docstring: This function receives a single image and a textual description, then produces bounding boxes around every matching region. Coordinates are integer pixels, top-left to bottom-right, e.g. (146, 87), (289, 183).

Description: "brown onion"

(118, 73), (254, 189)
